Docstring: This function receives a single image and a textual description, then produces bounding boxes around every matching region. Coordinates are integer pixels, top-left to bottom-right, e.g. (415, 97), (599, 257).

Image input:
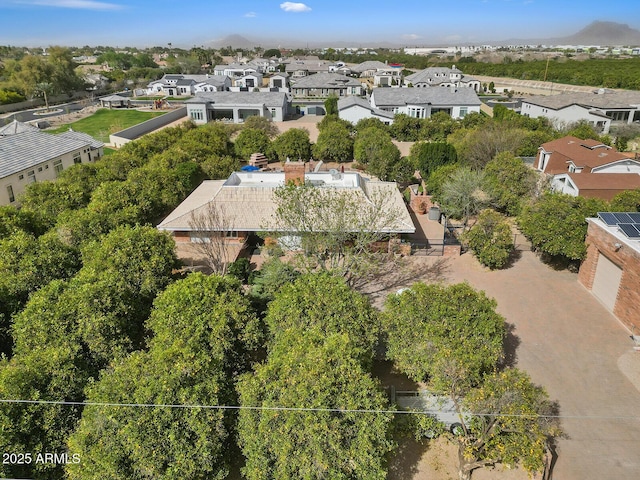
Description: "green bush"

(462, 210), (514, 269)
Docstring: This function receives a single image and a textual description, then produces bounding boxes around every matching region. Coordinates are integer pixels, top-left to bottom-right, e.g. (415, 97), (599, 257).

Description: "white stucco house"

(404, 66), (481, 92)
(337, 96), (395, 125)
(371, 87), (481, 119)
(290, 73), (364, 98)
(521, 90), (640, 134)
(185, 91), (291, 124)
(147, 74), (231, 96)
(0, 123), (103, 205)
(351, 60), (403, 87)
(213, 63), (260, 77)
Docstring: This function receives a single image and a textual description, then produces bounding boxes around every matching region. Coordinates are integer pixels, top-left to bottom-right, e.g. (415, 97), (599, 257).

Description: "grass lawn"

(49, 109), (165, 143)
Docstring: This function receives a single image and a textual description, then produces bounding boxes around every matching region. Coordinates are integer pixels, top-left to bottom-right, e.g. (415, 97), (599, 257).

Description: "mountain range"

(206, 21), (640, 49)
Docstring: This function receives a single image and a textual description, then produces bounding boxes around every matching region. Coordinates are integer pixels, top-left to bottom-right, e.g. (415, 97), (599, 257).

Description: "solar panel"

(613, 212), (633, 224)
(628, 212), (640, 223)
(598, 212), (618, 226)
(618, 223), (640, 239)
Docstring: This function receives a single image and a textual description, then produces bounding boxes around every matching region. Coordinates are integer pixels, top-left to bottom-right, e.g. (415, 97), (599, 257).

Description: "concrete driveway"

(429, 251), (640, 479)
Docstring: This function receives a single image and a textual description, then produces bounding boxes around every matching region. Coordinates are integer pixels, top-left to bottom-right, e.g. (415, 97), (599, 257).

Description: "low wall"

(109, 107), (187, 148)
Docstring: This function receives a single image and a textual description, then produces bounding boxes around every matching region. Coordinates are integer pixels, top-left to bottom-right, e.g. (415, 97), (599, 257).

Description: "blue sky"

(0, 0), (639, 48)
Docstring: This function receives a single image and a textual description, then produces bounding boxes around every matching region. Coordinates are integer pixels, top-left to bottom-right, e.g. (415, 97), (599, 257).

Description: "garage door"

(592, 253), (622, 312)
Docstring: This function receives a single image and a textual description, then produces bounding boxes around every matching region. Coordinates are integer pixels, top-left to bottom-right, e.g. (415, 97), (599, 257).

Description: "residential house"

(337, 96), (395, 125)
(147, 74), (232, 96)
(193, 75), (232, 93)
(213, 63), (260, 77)
(284, 59), (332, 78)
(185, 91), (291, 124)
(578, 212), (640, 330)
(521, 89), (640, 134)
(370, 87), (481, 119)
(404, 66), (481, 92)
(268, 73), (290, 91)
(0, 126), (103, 205)
(290, 72), (363, 99)
(536, 136), (640, 200)
(351, 60), (402, 87)
(231, 73), (264, 90)
(157, 163), (415, 264)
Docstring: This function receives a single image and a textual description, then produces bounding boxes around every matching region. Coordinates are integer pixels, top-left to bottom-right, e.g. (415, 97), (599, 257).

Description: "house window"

(459, 107), (468, 118)
(190, 110), (204, 121)
(225, 230), (238, 238)
(6, 185), (15, 203)
(53, 159), (63, 176)
(270, 108), (276, 118)
(38, 167), (43, 172)
(73, 153), (82, 164)
(18, 174), (24, 180)
(27, 170), (36, 183)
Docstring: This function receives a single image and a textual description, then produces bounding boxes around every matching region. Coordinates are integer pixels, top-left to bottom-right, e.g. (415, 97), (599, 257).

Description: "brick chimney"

(284, 161), (306, 185)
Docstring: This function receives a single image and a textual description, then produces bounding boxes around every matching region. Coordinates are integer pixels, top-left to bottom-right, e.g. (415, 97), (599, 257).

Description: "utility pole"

(543, 56), (550, 82)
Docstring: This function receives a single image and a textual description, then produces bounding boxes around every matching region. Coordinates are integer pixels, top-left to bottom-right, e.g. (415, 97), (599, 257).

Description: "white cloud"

(18, 0), (124, 10)
(244, 11), (257, 17)
(402, 34), (422, 41)
(280, 2), (311, 13)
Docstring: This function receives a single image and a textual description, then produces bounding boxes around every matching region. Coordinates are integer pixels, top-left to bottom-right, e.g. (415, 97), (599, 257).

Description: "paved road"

(441, 251), (640, 480)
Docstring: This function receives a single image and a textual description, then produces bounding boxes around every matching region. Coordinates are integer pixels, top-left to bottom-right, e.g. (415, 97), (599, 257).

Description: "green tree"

(234, 128), (271, 160)
(249, 256), (300, 303)
(390, 113), (422, 141)
(462, 209), (514, 269)
(263, 48), (282, 58)
(269, 128), (312, 162)
(383, 282), (505, 395)
(454, 368), (562, 480)
(237, 330), (394, 480)
(440, 167), (490, 228)
(450, 122), (524, 169)
(484, 152), (538, 216)
(313, 121), (354, 162)
(265, 272), (379, 360)
(353, 127), (400, 180)
(324, 95), (338, 115)
(242, 115), (279, 137)
(609, 189), (640, 212)
(410, 141), (458, 179)
(426, 163), (460, 200)
(518, 192), (607, 261)
(355, 117), (389, 133)
(563, 120), (602, 141)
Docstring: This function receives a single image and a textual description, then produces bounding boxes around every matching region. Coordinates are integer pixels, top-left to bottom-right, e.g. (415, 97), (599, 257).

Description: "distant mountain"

(208, 34), (257, 48)
(494, 21), (640, 46)
(560, 21), (640, 45)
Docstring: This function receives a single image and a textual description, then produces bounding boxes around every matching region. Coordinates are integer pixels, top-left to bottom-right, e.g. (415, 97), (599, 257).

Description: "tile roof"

(290, 72), (362, 89)
(0, 130), (92, 179)
(566, 172), (640, 191)
(186, 91), (289, 107)
(405, 67), (473, 85)
(158, 172), (415, 234)
(0, 120), (39, 136)
(523, 90), (640, 110)
(372, 87), (481, 107)
(337, 96), (395, 119)
(58, 129), (104, 149)
(540, 136), (628, 172)
(350, 60), (390, 73)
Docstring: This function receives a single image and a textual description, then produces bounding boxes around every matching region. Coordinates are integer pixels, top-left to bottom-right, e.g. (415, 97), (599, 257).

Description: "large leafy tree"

(67, 274), (257, 480)
(265, 272), (379, 360)
(383, 282), (506, 395)
(234, 127), (271, 160)
(354, 127), (401, 180)
(269, 128), (312, 162)
(313, 121), (354, 162)
(237, 330), (395, 480)
(484, 152), (538, 216)
(410, 141), (458, 179)
(454, 368), (562, 480)
(462, 209), (514, 269)
(609, 188), (640, 212)
(518, 192), (607, 261)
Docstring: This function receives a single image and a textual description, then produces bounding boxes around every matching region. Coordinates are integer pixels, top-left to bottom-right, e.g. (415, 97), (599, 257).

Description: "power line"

(0, 398), (638, 421)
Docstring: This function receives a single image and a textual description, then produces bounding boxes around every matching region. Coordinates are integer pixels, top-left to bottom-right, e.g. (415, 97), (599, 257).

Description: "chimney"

(284, 161), (306, 185)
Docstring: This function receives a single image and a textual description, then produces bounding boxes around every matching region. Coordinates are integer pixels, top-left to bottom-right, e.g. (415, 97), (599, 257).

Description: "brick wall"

(284, 161), (305, 185)
(578, 221), (640, 331)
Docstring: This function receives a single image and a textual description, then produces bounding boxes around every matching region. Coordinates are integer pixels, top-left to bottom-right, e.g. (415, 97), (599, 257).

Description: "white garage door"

(592, 253), (622, 312)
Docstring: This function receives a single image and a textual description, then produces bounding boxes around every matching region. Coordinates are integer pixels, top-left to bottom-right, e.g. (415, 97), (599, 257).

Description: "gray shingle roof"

(338, 96), (394, 119)
(523, 91), (640, 110)
(58, 129), (104, 149)
(350, 60), (390, 73)
(0, 120), (39, 136)
(0, 131), (90, 179)
(291, 72), (361, 89)
(405, 67), (473, 85)
(372, 87), (481, 107)
(186, 91), (288, 107)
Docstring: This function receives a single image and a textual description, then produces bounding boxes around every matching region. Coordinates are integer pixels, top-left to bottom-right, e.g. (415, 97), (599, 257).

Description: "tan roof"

(524, 90), (640, 110)
(158, 172), (415, 234)
(567, 172), (640, 191)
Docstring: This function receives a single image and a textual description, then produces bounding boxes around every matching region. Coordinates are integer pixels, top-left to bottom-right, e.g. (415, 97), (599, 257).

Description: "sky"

(0, 0), (639, 48)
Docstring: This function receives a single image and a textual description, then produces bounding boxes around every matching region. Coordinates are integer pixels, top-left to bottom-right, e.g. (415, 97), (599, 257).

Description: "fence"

(109, 107), (187, 147)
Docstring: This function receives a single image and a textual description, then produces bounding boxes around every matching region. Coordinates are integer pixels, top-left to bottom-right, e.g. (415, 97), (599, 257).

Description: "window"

(18, 174), (24, 180)
(27, 170), (36, 183)
(190, 110), (204, 121)
(73, 153), (82, 164)
(459, 107), (468, 118)
(270, 108), (276, 118)
(6, 185), (15, 203)
(53, 159), (63, 176)
(38, 167), (43, 172)
(225, 230), (238, 238)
